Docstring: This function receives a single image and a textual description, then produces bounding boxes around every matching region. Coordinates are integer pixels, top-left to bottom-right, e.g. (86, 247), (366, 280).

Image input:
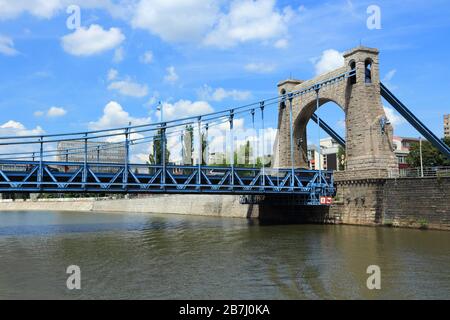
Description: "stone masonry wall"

(328, 177), (450, 230)
(382, 177), (450, 230)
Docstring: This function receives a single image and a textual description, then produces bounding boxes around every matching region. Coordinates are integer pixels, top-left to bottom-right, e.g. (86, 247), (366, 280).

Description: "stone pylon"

(274, 46), (398, 179)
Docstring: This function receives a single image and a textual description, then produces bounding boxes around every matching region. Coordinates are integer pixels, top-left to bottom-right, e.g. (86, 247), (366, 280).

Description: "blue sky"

(0, 0), (449, 152)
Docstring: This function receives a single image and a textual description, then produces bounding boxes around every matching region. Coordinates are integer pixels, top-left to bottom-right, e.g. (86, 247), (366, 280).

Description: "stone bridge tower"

(275, 46), (398, 179)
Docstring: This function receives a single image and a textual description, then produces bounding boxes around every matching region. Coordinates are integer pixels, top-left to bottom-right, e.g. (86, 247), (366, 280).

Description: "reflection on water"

(0, 211), (449, 300)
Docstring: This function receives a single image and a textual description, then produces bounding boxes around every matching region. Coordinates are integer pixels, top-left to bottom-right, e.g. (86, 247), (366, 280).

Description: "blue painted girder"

(0, 161), (335, 205)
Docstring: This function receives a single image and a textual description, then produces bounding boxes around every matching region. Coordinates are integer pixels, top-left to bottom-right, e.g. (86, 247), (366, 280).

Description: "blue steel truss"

(0, 160), (334, 205)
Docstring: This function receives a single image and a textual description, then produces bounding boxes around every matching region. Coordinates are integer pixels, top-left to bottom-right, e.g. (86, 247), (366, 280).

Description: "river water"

(0, 211), (448, 300)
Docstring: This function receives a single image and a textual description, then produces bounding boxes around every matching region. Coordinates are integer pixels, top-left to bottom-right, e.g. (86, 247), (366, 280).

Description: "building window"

(349, 61), (356, 85)
(280, 89), (286, 109)
(365, 59), (372, 84)
(397, 156), (407, 164)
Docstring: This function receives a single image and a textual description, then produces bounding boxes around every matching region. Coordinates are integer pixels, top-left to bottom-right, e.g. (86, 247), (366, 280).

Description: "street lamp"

(151, 101), (163, 166)
(156, 101), (167, 177)
(156, 101), (163, 124)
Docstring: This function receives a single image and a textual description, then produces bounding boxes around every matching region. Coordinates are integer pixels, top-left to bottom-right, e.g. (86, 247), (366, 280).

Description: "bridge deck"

(0, 161), (335, 205)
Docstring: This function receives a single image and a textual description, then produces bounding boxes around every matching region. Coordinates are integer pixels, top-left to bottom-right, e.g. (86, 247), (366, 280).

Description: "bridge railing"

(0, 159), (335, 201)
(396, 167), (450, 178)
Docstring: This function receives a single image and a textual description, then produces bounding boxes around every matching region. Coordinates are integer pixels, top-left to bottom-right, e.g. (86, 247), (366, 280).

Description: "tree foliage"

(337, 146), (346, 171)
(406, 137), (450, 167)
(148, 129), (170, 165)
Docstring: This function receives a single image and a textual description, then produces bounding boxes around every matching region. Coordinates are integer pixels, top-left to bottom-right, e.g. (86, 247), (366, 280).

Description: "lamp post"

(157, 101), (163, 124)
(156, 101), (166, 185)
(156, 101), (165, 166)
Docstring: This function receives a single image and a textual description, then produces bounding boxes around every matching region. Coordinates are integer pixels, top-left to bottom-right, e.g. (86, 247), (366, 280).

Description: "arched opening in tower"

(365, 59), (373, 84)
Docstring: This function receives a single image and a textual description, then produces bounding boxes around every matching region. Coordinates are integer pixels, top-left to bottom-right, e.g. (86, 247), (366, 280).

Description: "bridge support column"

(333, 176), (386, 226)
(275, 79), (309, 169)
(342, 47), (398, 178)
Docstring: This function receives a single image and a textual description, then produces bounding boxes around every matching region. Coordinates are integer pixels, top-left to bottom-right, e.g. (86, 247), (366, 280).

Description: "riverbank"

(0, 195), (258, 219)
(0, 193), (449, 231)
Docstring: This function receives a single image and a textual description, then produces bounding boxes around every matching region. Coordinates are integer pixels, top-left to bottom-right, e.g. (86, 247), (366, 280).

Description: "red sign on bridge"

(320, 196), (333, 205)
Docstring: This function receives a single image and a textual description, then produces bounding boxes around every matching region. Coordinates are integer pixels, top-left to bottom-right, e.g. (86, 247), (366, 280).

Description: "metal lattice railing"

(0, 160), (335, 205)
(397, 167), (450, 178)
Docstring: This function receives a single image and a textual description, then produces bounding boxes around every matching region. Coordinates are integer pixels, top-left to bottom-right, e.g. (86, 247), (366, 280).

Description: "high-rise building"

(307, 138), (342, 171)
(307, 144), (327, 170)
(392, 136), (421, 175)
(444, 114), (450, 138)
(56, 140), (125, 173)
(208, 152), (226, 165)
(306, 136), (421, 173)
(320, 137), (341, 171)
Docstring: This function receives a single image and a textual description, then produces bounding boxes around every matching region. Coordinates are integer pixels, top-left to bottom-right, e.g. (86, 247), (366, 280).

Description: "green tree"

(148, 129), (170, 165)
(184, 125), (194, 164)
(183, 125), (208, 165)
(244, 140), (251, 165)
(201, 132), (208, 165)
(406, 137), (450, 167)
(337, 146), (346, 171)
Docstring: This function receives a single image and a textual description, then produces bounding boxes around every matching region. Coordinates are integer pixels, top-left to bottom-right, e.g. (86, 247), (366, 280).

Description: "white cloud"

(0, 1), (131, 20)
(204, 0), (293, 48)
(113, 46), (124, 63)
(108, 79), (149, 98)
(1, 1), (297, 49)
(89, 101), (150, 130)
(145, 91), (160, 107)
(47, 106), (67, 117)
(107, 68), (118, 81)
(164, 66), (179, 84)
(313, 49), (344, 76)
(0, 120), (46, 157)
(34, 107), (67, 118)
(198, 85), (251, 102)
(106, 69), (148, 98)
(155, 100), (213, 122)
(0, 0), (63, 20)
(0, 120), (44, 136)
(383, 69), (397, 82)
(88, 102), (152, 162)
(0, 35), (19, 56)
(384, 106), (405, 128)
(140, 50), (154, 64)
(244, 62), (276, 74)
(131, 0), (219, 42)
(61, 24), (125, 56)
(274, 38), (288, 49)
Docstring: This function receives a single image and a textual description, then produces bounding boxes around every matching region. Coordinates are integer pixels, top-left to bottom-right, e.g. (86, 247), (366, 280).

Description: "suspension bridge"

(0, 46), (448, 206)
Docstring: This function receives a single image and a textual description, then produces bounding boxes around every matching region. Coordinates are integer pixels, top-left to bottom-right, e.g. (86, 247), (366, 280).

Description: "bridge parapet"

(333, 169), (393, 181)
